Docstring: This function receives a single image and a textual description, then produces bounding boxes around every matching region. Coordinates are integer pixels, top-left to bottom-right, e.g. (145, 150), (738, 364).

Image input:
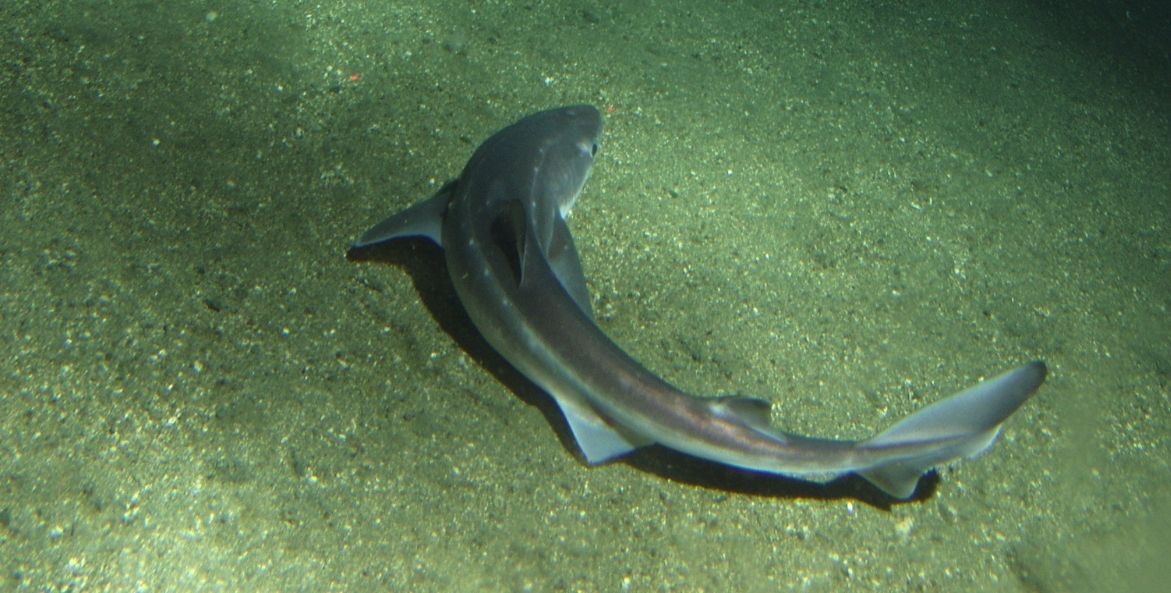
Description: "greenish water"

(2, 1), (1168, 591)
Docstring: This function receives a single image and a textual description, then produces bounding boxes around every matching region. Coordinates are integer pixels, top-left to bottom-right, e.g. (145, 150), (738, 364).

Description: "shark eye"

(590, 142), (599, 157)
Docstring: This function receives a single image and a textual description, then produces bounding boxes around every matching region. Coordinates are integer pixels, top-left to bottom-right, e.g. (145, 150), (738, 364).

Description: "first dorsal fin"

(708, 395), (774, 431)
(489, 199), (531, 286)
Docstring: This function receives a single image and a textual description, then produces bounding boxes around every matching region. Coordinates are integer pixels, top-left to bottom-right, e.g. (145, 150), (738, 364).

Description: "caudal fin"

(857, 361), (1047, 498)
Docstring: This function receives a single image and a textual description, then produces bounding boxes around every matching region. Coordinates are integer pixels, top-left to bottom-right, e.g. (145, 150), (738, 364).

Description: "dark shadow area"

(347, 238), (583, 459)
(1028, 0), (1171, 79)
(347, 239), (934, 509)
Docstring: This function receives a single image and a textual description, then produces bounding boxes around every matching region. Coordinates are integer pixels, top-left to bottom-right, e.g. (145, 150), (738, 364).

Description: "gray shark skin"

(351, 105), (1047, 499)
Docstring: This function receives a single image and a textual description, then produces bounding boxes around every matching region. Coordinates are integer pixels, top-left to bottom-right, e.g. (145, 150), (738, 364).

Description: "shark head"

(449, 105), (603, 257)
(527, 105), (603, 219)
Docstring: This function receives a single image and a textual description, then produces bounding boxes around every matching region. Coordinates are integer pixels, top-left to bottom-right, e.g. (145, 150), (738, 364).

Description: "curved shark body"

(352, 105), (1046, 499)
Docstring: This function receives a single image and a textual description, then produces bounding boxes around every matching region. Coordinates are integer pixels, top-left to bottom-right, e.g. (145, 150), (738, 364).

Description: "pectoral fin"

(547, 385), (651, 463)
(352, 181), (454, 248)
(547, 215), (594, 319)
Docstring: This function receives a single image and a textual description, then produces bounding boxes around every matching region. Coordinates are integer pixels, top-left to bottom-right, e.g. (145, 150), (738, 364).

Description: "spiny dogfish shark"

(350, 105), (1047, 499)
